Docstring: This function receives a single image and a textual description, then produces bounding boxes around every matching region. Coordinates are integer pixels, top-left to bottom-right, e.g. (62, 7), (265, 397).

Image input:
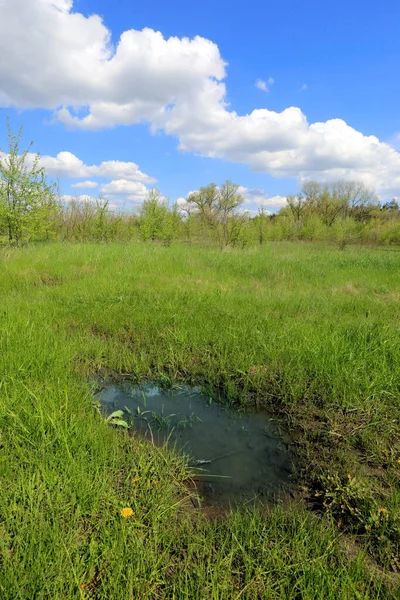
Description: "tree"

(218, 180), (245, 246)
(286, 193), (308, 222)
(330, 180), (378, 221)
(382, 199), (400, 212)
(290, 180), (379, 226)
(139, 189), (181, 244)
(187, 180), (244, 247)
(255, 207), (270, 245)
(0, 119), (58, 245)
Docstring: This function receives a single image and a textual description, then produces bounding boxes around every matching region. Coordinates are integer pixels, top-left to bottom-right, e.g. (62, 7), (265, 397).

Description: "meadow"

(0, 240), (399, 598)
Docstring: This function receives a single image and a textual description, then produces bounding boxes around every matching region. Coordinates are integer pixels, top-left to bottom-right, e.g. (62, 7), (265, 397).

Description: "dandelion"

(347, 474), (351, 480)
(121, 507), (134, 518)
(397, 459), (400, 465)
(379, 507), (388, 518)
(133, 477), (140, 483)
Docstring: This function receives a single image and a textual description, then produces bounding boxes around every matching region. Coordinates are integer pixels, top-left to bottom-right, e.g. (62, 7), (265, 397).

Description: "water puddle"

(99, 382), (294, 506)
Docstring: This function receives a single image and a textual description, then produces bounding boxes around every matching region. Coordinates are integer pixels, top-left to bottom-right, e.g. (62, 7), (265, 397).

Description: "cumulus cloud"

(62, 194), (97, 203)
(99, 179), (149, 203)
(71, 180), (98, 188)
(66, 179), (151, 210)
(175, 193), (198, 214)
(0, 0), (225, 128)
(239, 186), (286, 212)
(34, 151), (155, 183)
(2, 149), (155, 184)
(0, 145), (154, 210)
(1, 0), (400, 196)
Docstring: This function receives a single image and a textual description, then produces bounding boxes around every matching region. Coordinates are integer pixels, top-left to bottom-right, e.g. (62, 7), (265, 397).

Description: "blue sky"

(1, 0), (399, 212)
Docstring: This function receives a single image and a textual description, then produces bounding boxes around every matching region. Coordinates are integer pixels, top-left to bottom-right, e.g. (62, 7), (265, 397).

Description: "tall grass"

(0, 241), (399, 598)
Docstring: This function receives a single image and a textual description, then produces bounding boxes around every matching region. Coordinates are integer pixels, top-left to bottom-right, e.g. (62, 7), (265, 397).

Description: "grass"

(0, 240), (399, 598)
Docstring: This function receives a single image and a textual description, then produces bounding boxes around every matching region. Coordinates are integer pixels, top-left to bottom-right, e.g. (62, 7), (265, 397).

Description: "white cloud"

(62, 194), (97, 203)
(0, 146), (154, 211)
(300, 83), (307, 91)
(264, 194), (286, 209)
(99, 179), (149, 202)
(256, 79), (268, 92)
(0, 0), (225, 129)
(390, 132), (400, 151)
(256, 77), (274, 92)
(175, 193), (199, 214)
(71, 180), (98, 188)
(62, 194), (122, 211)
(238, 186), (286, 211)
(1, 0), (400, 196)
(35, 151), (155, 183)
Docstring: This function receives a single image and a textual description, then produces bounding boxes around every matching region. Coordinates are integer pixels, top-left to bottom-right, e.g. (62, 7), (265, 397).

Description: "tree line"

(1, 122), (400, 247)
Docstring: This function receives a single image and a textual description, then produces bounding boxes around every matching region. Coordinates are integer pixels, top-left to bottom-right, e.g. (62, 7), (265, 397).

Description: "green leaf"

(107, 410), (125, 420)
(108, 418), (130, 429)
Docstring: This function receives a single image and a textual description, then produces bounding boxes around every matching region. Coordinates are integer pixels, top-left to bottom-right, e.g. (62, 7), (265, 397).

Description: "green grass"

(0, 241), (399, 598)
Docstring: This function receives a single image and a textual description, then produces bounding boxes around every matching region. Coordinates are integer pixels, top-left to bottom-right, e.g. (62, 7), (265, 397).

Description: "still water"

(99, 382), (293, 506)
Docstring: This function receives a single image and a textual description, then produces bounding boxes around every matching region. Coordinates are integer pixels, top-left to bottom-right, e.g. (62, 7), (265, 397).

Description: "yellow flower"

(133, 477), (140, 483)
(347, 474), (351, 480)
(379, 507), (388, 516)
(153, 480), (159, 486)
(121, 507), (134, 518)
(397, 459), (400, 465)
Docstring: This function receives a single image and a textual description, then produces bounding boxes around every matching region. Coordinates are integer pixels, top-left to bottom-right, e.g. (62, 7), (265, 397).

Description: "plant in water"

(105, 410), (130, 429)
(150, 409), (176, 429)
(157, 373), (175, 390)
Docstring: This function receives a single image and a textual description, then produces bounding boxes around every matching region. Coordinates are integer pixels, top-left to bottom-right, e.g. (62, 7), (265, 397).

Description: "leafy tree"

(187, 180), (244, 247)
(179, 199), (197, 245)
(93, 196), (112, 242)
(286, 193), (309, 222)
(139, 189), (181, 245)
(255, 207), (270, 245)
(283, 180), (378, 227)
(330, 180), (378, 221)
(381, 199), (400, 212)
(0, 119), (58, 245)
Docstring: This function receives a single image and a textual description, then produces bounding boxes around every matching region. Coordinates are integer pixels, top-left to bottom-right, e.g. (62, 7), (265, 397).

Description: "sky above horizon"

(0, 0), (399, 213)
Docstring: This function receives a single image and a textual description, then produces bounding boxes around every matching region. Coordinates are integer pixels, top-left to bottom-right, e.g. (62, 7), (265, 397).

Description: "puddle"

(99, 382), (294, 506)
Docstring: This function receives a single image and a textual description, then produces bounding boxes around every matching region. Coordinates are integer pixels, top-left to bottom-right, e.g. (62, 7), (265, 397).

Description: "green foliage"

(187, 180), (246, 247)
(0, 119), (398, 249)
(0, 119), (59, 245)
(53, 187), (399, 247)
(59, 196), (134, 242)
(139, 188), (181, 245)
(105, 410), (130, 429)
(1, 242), (400, 597)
